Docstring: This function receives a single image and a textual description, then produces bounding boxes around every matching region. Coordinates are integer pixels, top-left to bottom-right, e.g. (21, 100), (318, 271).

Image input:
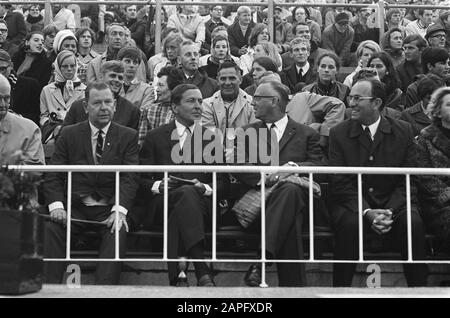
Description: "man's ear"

(374, 98), (383, 111)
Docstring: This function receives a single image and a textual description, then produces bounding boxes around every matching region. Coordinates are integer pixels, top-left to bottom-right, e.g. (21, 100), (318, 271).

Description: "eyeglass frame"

(253, 95), (278, 102)
(347, 95), (377, 103)
(430, 33), (446, 40)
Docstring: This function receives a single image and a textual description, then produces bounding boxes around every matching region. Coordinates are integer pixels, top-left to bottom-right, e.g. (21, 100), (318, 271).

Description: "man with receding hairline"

(233, 81), (323, 287)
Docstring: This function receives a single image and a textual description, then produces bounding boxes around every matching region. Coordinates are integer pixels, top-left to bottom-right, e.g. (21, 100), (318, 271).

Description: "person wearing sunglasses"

(322, 12), (354, 67)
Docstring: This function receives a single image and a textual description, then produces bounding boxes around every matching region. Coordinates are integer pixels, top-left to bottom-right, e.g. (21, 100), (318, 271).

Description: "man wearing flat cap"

(425, 24), (447, 49)
(322, 12), (354, 66)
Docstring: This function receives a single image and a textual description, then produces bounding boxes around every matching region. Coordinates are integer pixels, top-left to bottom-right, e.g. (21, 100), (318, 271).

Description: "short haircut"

(381, 27), (403, 50)
(217, 61), (241, 76)
(42, 24), (60, 37)
(117, 46), (141, 63)
(75, 27), (96, 45)
(211, 25), (228, 39)
(290, 37), (310, 52)
(317, 52), (341, 70)
(417, 74), (446, 99)
(356, 79), (387, 111)
(179, 40), (198, 53)
(428, 87), (450, 123)
(253, 56), (278, 73)
(352, 67), (379, 86)
(356, 40), (381, 58)
(25, 30), (44, 42)
(263, 81), (290, 112)
(237, 6), (251, 15)
(157, 66), (185, 91)
(386, 8), (401, 21)
(291, 6), (311, 22)
(85, 81), (111, 101)
(259, 71), (282, 84)
(171, 84), (200, 105)
(422, 47), (449, 73)
(293, 22), (309, 35)
(100, 60), (124, 75)
(106, 23), (125, 36)
(248, 23), (269, 48)
(403, 34), (428, 49)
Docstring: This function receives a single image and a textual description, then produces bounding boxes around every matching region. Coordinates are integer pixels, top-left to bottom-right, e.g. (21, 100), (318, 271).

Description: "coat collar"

(349, 116), (392, 152)
(278, 117), (297, 152)
(421, 123), (450, 158)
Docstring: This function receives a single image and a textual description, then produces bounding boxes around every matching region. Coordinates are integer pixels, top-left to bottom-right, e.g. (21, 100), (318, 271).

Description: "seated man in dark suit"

(139, 83), (223, 287)
(233, 81), (323, 287)
(328, 78), (428, 287)
(44, 81), (139, 285)
(63, 61), (140, 130)
(280, 38), (318, 94)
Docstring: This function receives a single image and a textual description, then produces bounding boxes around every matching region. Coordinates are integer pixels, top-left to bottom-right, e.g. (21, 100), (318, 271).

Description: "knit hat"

(425, 24), (446, 40)
(335, 12), (350, 24)
(53, 29), (77, 53)
(117, 46), (141, 63)
(0, 49), (11, 62)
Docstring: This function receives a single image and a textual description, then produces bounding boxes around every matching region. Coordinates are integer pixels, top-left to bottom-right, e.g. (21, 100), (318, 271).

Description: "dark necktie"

(267, 123), (277, 156)
(297, 68), (303, 82)
(96, 130), (104, 164)
(364, 127), (373, 145)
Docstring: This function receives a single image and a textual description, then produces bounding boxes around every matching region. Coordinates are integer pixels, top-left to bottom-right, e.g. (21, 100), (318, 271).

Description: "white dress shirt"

(296, 61), (310, 78)
(361, 116), (381, 141)
(266, 115), (289, 142)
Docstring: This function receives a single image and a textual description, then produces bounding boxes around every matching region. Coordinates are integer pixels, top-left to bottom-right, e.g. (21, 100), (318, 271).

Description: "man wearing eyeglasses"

(64, 60), (140, 131)
(0, 4), (26, 46)
(322, 12), (354, 67)
(328, 78), (428, 287)
(0, 19), (17, 58)
(425, 24), (447, 49)
(44, 81), (139, 285)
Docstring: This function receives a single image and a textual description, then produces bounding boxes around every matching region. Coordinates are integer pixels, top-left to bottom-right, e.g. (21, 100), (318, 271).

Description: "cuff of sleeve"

(204, 184), (212, 196)
(111, 205), (128, 216)
(152, 180), (162, 194)
(49, 201), (64, 212)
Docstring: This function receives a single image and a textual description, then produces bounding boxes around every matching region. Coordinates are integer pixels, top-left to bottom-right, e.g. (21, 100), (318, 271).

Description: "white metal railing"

(8, 164), (450, 287)
(7, 0), (450, 54)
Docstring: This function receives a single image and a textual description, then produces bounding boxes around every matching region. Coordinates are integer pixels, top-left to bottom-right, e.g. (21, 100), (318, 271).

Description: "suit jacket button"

(369, 156), (374, 161)
(368, 187), (374, 193)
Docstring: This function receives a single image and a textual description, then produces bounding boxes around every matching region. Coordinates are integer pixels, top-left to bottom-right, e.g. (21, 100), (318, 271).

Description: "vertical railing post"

(260, 172), (268, 288)
(212, 172), (217, 261)
(267, 0), (274, 44)
(44, 0), (52, 28)
(358, 173), (364, 262)
(406, 174), (413, 262)
(155, 0), (162, 54)
(163, 171), (169, 261)
(114, 171), (120, 260)
(309, 173), (314, 261)
(378, 0), (386, 46)
(66, 171), (72, 260)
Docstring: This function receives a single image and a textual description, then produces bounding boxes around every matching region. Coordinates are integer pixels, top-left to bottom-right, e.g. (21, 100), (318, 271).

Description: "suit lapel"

(288, 66), (297, 86)
(82, 121), (95, 165)
(279, 118), (297, 153)
(229, 93), (246, 126)
(51, 86), (66, 108)
(371, 117), (391, 152)
(349, 120), (372, 152)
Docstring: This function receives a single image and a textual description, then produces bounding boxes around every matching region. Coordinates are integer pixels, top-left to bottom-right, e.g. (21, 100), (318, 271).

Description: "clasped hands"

(49, 208), (129, 233)
(365, 209), (394, 235)
(158, 177), (206, 195)
(266, 163), (298, 187)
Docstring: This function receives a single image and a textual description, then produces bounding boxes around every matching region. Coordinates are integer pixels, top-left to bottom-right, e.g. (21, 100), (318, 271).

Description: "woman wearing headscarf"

(40, 50), (86, 142)
(12, 31), (52, 90)
(199, 35), (239, 79)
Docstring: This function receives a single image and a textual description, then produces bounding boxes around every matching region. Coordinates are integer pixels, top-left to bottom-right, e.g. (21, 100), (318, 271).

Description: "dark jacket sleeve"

(119, 130), (140, 210)
(139, 132), (157, 191)
(228, 25), (241, 57)
(62, 103), (79, 127)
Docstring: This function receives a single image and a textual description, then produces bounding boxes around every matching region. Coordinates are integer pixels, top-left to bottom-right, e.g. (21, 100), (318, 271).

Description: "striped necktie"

(96, 130), (104, 164)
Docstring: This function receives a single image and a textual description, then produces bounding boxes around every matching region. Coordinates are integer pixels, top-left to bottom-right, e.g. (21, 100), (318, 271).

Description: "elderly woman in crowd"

(40, 50), (86, 142)
(417, 87), (450, 245)
(302, 52), (350, 105)
(199, 35), (239, 79)
(239, 23), (281, 75)
(12, 31), (52, 90)
(343, 40), (381, 88)
(368, 51), (404, 111)
(75, 27), (99, 84)
(381, 27), (405, 68)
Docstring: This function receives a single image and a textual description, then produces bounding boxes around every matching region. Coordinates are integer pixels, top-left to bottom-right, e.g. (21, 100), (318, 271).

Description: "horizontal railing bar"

(44, 258), (450, 264)
(7, 165), (450, 175)
(4, 1), (448, 10)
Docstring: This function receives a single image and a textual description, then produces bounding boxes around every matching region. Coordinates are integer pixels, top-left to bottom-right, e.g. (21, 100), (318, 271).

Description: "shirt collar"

(175, 120), (196, 137)
(362, 116), (381, 139)
(296, 61), (310, 74)
(89, 121), (112, 137)
(266, 115), (288, 132)
(0, 112), (11, 133)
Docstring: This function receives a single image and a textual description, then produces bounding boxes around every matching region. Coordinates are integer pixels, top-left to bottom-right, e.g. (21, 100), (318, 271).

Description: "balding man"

(0, 73), (44, 164)
(232, 81), (323, 287)
(227, 6), (255, 57)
